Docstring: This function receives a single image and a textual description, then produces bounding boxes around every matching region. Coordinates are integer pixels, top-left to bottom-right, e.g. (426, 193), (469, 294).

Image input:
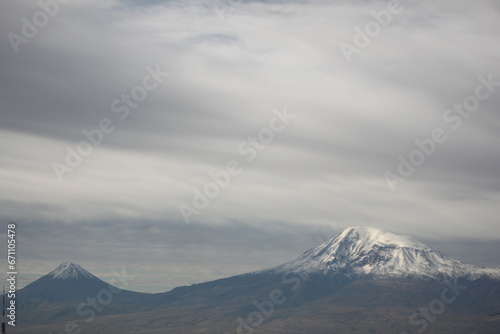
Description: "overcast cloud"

(0, 0), (499, 292)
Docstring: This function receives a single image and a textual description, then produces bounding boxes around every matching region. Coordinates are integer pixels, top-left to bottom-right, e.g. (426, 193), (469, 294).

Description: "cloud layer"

(1, 0), (499, 291)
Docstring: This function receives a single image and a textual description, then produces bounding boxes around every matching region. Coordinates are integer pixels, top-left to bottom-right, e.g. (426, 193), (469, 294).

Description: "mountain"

(269, 226), (500, 280)
(14, 262), (149, 328)
(19, 262), (105, 303)
(17, 262), (145, 304)
(10, 227), (500, 334)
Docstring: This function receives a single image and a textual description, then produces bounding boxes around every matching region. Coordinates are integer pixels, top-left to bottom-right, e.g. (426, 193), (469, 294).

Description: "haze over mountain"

(10, 227), (500, 334)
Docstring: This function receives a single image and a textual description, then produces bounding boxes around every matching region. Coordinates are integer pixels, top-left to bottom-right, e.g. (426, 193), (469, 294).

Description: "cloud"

(0, 0), (499, 289)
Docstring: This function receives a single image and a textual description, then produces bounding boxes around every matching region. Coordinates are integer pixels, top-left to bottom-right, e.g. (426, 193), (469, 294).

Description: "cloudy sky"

(0, 0), (499, 292)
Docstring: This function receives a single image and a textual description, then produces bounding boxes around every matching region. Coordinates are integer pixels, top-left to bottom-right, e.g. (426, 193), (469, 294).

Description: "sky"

(0, 0), (499, 293)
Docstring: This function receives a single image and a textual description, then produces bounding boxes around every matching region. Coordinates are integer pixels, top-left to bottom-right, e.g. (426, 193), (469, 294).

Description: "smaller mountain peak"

(49, 262), (94, 280)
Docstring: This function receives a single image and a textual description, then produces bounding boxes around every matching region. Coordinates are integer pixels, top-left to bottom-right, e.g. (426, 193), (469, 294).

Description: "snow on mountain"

(269, 226), (500, 280)
(48, 262), (95, 280)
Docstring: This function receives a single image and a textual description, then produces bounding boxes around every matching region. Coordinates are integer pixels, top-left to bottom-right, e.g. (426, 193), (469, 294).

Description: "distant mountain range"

(8, 227), (500, 333)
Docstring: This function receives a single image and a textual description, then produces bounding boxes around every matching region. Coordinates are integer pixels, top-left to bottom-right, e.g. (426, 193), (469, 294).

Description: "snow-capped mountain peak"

(48, 262), (94, 280)
(335, 226), (431, 251)
(271, 226), (500, 280)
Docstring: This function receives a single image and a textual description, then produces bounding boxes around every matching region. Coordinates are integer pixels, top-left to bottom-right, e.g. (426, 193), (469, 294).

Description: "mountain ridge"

(20, 226), (500, 295)
(12, 226), (500, 334)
